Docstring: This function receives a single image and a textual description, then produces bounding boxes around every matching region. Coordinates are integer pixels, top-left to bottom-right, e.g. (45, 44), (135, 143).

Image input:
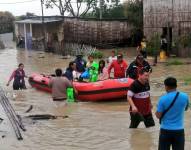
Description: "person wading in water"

(126, 54), (152, 80)
(49, 68), (73, 101)
(7, 63), (27, 90)
(127, 68), (155, 128)
(156, 77), (189, 150)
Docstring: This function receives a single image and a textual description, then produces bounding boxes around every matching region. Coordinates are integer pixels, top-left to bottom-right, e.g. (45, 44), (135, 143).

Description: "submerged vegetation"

(166, 59), (184, 66)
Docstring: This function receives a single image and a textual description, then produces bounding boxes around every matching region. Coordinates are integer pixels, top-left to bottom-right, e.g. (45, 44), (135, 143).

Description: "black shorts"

(129, 113), (155, 128)
(13, 83), (26, 90)
(158, 129), (185, 150)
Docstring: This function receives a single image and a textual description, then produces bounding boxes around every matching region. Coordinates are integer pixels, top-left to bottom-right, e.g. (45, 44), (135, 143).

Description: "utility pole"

(40, 0), (46, 50)
(99, 0), (102, 20)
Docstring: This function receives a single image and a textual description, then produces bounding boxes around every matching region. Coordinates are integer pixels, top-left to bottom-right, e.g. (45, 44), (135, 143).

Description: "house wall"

(64, 18), (133, 47)
(15, 18), (132, 55)
(15, 21), (64, 52)
(144, 0), (191, 38)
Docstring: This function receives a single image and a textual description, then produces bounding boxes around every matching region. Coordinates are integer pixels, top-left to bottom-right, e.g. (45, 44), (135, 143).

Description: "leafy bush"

(91, 51), (103, 59)
(147, 33), (161, 56)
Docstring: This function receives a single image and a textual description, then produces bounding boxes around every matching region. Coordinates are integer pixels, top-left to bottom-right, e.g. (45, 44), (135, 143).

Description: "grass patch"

(166, 59), (184, 66)
(184, 77), (191, 85)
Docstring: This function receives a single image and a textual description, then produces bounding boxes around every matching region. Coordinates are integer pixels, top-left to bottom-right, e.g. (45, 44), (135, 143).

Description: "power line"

(0, 0), (39, 4)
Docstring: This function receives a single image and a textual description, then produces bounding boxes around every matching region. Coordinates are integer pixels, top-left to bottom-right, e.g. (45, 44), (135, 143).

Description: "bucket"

(66, 88), (75, 103)
(160, 50), (167, 60)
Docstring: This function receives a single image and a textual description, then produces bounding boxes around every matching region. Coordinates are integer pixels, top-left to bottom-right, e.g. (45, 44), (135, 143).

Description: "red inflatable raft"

(29, 73), (134, 101)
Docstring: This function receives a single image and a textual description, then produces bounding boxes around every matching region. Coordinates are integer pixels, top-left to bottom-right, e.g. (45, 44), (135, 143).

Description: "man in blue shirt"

(156, 77), (189, 150)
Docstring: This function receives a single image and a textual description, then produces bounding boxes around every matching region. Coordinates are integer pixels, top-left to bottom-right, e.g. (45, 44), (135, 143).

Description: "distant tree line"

(0, 11), (15, 34)
(16, 12), (37, 20)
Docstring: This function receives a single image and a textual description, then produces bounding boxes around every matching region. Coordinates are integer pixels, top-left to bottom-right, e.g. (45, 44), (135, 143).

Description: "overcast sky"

(0, 0), (126, 16)
(0, 0), (60, 16)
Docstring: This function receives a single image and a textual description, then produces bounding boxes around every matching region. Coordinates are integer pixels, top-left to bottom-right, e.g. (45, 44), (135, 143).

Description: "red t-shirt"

(108, 60), (128, 78)
(127, 80), (151, 116)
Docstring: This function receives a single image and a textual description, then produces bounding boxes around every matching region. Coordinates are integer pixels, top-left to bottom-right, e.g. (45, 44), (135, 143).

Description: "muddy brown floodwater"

(0, 33), (191, 150)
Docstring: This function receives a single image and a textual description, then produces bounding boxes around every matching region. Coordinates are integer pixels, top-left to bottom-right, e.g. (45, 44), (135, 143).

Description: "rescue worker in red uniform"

(108, 54), (128, 79)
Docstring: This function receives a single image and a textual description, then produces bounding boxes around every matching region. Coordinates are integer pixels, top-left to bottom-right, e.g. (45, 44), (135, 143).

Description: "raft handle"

(41, 80), (46, 83)
(40, 74), (46, 77)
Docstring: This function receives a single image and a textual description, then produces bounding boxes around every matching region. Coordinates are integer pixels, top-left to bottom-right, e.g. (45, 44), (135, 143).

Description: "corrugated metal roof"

(15, 18), (63, 24)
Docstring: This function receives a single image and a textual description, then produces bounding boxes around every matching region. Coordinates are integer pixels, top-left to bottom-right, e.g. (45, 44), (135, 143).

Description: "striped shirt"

(128, 80), (151, 116)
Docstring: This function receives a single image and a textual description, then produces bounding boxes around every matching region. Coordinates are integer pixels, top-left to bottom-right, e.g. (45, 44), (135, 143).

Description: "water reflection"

(129, 129), (155, 150)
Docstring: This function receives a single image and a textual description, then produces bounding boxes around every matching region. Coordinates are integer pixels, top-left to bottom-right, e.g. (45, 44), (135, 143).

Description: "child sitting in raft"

(80, 57), (99, 82)
(86, 55), (95, 68)
(98, 60), (108, 81)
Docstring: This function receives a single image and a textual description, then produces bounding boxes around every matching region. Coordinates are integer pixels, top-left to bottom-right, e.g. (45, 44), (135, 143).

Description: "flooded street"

(0, 33), (191, 150)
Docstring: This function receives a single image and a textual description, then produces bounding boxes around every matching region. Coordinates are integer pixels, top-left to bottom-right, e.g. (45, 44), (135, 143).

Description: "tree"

(45, 0), (98, 17)
(124, 0), (143, 29)
(0, 11), (15, 34)
(84, 0), (124, 19)
(124, 0), (143, 46)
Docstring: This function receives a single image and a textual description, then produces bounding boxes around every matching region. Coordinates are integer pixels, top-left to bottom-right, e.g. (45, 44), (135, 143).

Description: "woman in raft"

(7, 63), (27, 90)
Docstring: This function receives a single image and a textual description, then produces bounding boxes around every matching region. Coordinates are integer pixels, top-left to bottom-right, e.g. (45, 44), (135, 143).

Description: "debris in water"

(38, 56), (45, 58)
(0, 117), (3, 124)
(26, 114), (69, 120)
(25, 105), (33, 113)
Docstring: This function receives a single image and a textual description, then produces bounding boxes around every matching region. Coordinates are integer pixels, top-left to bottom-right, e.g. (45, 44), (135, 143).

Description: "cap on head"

(117, 54), (123, 59)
